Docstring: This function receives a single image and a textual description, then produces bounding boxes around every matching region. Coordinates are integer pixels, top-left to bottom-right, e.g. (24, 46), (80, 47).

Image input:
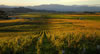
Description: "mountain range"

(0, 4), (100, 12)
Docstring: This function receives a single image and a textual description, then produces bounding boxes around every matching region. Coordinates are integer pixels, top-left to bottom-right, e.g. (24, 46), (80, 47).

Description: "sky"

(0, 0), (100, 6)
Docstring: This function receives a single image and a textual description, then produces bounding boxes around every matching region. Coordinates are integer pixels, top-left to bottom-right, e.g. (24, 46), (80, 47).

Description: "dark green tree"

(0, 10), (8, 19)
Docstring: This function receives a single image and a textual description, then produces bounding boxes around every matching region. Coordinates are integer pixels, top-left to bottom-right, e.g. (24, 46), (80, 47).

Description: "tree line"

(0, 10), (8, 19)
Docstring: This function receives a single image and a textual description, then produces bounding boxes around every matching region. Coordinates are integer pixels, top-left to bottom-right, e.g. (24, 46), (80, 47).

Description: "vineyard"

(0, 14), (100, 54)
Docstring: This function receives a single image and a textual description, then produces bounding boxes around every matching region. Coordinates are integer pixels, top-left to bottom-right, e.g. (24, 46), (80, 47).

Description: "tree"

(0, 10), (8, 19)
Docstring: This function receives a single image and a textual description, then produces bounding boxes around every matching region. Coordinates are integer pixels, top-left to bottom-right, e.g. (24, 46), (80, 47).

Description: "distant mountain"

(0, 7), (56, 13)
(0, 4), (100, 12)
(0, 5), (18, 8)
(27, 4), (100, 12)
(0, 7), (32, 13)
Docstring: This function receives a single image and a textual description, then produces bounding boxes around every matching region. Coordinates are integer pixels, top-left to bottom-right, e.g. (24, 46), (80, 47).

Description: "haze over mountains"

(0, 4), (100, 12)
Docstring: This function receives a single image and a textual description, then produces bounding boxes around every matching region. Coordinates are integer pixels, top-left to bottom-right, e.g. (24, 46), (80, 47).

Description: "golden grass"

(65, 14), (100, 16)
(0, 15), (100, 53)
(0, 19), (27, 23)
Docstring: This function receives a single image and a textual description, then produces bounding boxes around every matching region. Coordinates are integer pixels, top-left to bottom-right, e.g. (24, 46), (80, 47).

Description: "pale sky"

(0, 0), (100, 6)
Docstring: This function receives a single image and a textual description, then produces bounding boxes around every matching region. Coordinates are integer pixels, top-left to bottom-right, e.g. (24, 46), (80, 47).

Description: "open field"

(0, 13), (100, 54)
(12, 13), (100, 21)
(47, 14), (100, 21)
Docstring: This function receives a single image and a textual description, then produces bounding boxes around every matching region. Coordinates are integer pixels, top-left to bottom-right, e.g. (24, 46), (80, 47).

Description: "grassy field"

(0, 13), (100, 54)
(47, 14), (100, 21)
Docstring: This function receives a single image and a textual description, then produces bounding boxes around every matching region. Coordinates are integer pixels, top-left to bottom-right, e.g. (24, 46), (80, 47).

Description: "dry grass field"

(0, 13), (100, 54)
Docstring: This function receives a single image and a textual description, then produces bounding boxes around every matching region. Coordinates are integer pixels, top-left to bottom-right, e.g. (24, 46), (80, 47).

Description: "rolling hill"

(0, 4), (100, 12)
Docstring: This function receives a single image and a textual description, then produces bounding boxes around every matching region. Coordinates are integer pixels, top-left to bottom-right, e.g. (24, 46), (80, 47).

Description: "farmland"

(0, 13), (100, 54)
